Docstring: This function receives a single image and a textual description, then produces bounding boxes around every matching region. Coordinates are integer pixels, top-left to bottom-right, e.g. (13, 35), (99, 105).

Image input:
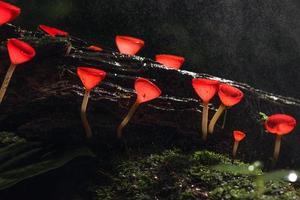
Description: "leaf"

(0, 141), (95, 190)
(263, 170), (300, 182)
(212, 163), (261, 176)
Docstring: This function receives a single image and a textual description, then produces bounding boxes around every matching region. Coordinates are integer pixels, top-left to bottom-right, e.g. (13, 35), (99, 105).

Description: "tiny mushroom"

(232, 130), (246, 159)
(87, 45), (103, 52)
(77, 67), (107, 138)
(0, 38), (36, 103)
(208, 83), (244, 134)
(38, 24), (69, 37)
(155, 54), (185, 70)
(192, 78), (220, 140)
(265, 114), (296, 162)
(115, 35), (144, 55)
(0, 1), (20, 26)
(117, 77), (161, 138)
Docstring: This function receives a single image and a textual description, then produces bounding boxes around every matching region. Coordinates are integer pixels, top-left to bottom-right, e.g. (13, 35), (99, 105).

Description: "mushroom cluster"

(0, 2), (36, 104)
(0, 1), (297, 165)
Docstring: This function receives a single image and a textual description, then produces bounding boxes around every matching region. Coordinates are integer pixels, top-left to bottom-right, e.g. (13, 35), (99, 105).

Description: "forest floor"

(0, 129), (300, 200)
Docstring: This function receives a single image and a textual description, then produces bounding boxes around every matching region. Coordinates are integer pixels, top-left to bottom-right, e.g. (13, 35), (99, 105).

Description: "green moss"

(0, 132), (26, 145)
(91, 149), (300, 200)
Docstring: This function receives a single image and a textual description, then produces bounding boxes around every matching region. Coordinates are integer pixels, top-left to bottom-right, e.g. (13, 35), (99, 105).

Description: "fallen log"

(0, 24), (299, 166)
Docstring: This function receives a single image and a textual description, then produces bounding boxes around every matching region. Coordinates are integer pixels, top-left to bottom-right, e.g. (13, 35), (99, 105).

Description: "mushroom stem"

(221, 108), (228, 129)
(117, 101), (140, 138)
(201, 102), (209, 140)
(65, 42), (73, 56)
(232, 141), (239, 159)
(273, 135), (282, 162)
(81, 90), (92, 138)
(208, 104), (226, 134)
(0, 63), (16, 104)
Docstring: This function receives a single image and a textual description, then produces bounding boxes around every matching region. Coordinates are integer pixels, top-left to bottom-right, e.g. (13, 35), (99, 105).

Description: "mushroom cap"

(218, 84), (244, 107)
(38, 24), (69, 37)
(155, 54), (185, 70)
(265, 114), (296, 135)
(115, 35), (144, 55)
(233, 130), (246, 142)
(7, 38), (36, 65)
(77, 67), (106, 91)
(0, 1), (20, 25)
(192, 78), (220, 103)
(87, 45), (103, 52)
(135, 78), (161, 104)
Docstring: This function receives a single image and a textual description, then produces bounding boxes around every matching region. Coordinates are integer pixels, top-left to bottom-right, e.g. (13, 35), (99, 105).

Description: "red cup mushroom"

(232, 130), (246, 159)
(0, 38), (36, 103)
(77, 67), (106, 138)
(208, 83), (244, 134)
(117, 78), (161, 138)
(115, 35), (144, 55)
(87, 45), (103, 52)
(0, 1), (21, 26)
(155, 54), (185, 70)
(38, 24), (69, 37)
(265, 114), (296, 162)
(192, 78), (220, 140)
(38, 25), (72, 55)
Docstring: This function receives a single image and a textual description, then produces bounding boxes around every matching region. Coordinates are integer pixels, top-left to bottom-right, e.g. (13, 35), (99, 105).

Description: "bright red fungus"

(192, 78), (220, 103)
(0, 39), (36, 104)
(232, 130), (246, 159)
(218, 84), (244, 107)
(155, 54), (185, 70)
(38, 24), (69, 37)
(233, 130), (246, 142)
(208, 83), (244, 134)
(115, 35), (144, 55)
(0, 1), (21, 25)
(77, 67), (106, 91)
(77, 67), (107, 138)
(7, 38), (36, 65)
(265, 114), (296, 135)
(264, 114), (296, 162)
(135, 78), (162, 104)
(192, 78), (220, 140)
(117, 78), (161, 138)
(87, 45), (103, 52)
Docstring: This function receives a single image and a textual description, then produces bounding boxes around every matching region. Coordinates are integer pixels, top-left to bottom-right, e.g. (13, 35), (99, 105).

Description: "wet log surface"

(0, 24), (299, 167)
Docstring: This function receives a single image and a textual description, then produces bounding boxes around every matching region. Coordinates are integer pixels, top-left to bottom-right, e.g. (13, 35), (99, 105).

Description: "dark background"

(8, 0), (300, 98)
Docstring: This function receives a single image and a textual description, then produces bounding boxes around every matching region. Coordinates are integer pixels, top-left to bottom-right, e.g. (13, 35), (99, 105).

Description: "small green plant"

(259, 112), (269, 121)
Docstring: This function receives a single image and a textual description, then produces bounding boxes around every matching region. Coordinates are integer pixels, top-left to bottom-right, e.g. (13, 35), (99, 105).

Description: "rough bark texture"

(0, 24), (299, 166)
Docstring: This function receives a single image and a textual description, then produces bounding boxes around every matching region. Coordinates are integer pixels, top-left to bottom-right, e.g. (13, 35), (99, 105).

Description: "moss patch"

(90, 149), (300, 200)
